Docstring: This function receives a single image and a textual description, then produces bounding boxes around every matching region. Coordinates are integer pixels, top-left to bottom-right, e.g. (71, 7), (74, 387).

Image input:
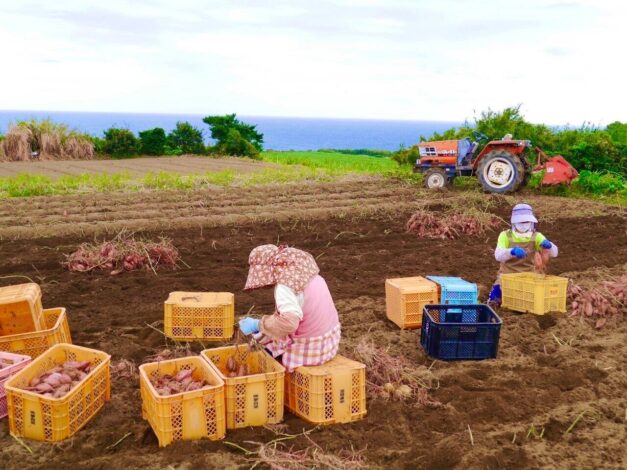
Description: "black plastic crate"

(420, 304), (502, 360)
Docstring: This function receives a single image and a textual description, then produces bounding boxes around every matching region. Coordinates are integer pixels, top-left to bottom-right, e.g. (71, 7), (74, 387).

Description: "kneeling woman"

(238, 244), (341, 372)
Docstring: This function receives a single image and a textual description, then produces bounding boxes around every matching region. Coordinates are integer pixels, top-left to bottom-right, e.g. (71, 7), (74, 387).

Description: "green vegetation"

(166, 121), (205, 155)
(101, 121), (205, 157)
(527, 170), (626, 201)
(203, 114), (263, 158)
(0, 166), (341, 198)
(139, 128), (167, 155)
(318, 148), (393, 158)
(103, 128), (140, 157)
(391, 145), (420, 166)
(261, 150), (405, 175)
(415, 106), (626, 175)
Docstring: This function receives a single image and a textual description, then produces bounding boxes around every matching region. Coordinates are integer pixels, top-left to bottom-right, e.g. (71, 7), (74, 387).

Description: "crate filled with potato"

(201, 344), (285, 429)
(164, 292), (234, 341)
(4, 343), (110, 442)
(140, 356), (225, 447)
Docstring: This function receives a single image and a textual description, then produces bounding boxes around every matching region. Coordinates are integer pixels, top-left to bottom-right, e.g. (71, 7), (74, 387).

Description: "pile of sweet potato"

(150, 368), (210, 396)
(406, 210), (501, 239)
(569, 275), (626, 328)
(23, 360), (92, 399)
(63, 234), (179, 274)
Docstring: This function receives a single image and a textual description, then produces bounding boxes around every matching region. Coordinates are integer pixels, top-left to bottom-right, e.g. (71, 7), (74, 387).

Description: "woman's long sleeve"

(259, 311), (300, 340)
(258, 284), (304, 340)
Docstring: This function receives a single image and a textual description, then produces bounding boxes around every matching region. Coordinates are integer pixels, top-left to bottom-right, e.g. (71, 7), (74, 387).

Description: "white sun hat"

(511, 203), (538, 224)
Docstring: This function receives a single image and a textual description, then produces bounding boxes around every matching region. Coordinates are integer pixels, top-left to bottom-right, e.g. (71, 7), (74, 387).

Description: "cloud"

(0, 0), (625, 124)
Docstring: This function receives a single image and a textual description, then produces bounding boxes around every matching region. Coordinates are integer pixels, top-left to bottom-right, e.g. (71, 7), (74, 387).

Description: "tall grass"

(0, 118), (94, 161)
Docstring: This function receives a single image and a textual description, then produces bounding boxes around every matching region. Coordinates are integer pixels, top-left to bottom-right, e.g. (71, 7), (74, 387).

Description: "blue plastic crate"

(426, 276), (478, 305)
(420, 304), (502, 361)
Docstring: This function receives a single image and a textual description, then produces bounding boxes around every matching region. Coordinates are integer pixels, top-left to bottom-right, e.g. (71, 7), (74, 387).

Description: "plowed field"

(0, 156), (273, 179)
(0, 178), (625, 470)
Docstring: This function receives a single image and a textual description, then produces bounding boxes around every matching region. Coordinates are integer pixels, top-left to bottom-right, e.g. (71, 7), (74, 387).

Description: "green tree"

(606, 121), (627, 145)
(215, 128), (260, 159)
(203, 114), (264, 153)
(103, 128), (140, 158)
(139, 127), (167, 155)
(167, 121), (205, 154)
(391, 145), (420, 166)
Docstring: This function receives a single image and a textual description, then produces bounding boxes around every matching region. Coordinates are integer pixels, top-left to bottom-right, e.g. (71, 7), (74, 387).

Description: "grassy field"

(0, 151), (411, 197)
(261, 150), (402, 174)
(0, 151), (624, 205)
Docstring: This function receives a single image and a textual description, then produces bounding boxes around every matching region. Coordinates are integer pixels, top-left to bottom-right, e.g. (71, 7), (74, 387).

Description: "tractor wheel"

(477, 150), (525, 193)
(423, 168), (450, 189)
(520, 154), (532, 188)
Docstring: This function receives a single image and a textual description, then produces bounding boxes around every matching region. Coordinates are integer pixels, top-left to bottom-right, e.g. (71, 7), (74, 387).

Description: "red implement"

(534, 147), (579, 185)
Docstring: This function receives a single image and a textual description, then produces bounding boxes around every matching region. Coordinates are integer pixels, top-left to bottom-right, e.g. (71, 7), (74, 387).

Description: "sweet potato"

(149, 367), (211, 396)
(22, 360), (94, 399)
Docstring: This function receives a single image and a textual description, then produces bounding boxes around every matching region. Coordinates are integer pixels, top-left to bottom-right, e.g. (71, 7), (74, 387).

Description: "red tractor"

(414, 132), (578, 193)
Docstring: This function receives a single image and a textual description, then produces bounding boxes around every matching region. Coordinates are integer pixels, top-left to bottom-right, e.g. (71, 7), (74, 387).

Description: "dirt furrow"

(0, 185), (414, 224)
(0, 177), (389, 211)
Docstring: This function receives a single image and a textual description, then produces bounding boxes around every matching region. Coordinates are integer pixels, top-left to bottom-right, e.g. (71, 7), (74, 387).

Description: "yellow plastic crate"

(0, 308), (72, 359)
(4, 343), (110, 442)
(201, 344), (285, 429)
(285, 354), (366, 425)
(0, 283), (45, 335)
(385, 277), (438, 329)
(501, 273), (569, 315)
(140, 356), (225, 447)
(164, 292), (234, 341)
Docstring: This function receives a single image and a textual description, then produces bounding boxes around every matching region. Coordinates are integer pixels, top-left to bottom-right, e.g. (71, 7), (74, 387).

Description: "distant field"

(0, 151), (400, 179)
(0, 156), (274, 179)
(261, 150), (400, 174)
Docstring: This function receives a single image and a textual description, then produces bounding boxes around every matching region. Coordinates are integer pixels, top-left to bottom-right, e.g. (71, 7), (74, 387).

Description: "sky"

(0, 0), (625, 124)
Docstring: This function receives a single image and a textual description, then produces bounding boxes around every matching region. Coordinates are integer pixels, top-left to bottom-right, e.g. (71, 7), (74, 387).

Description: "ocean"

(0, 111), (460, 151)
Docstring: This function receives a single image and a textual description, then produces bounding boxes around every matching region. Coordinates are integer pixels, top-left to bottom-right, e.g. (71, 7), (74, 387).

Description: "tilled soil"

(0, 156), (275, 178)
(0, 183), (625, 470)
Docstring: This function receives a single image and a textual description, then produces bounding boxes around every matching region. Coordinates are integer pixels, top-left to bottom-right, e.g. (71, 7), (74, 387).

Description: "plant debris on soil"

(63, 232), (179, 275)
(352, 337), (440, 407)
(406, 209), (501, 239)
(568, 275), (626, 328)
(227, 429), (367, 470)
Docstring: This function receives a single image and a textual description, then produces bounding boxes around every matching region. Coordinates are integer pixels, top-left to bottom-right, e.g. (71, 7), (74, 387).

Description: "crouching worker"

(488, 204), (559, 306)
(238, 244), (341, 372)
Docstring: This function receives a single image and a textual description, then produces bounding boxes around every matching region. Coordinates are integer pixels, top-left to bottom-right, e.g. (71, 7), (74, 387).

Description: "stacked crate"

(385, 277), (438, 329)
(412, 276), (503, 361)
(0, 284), (72, 359)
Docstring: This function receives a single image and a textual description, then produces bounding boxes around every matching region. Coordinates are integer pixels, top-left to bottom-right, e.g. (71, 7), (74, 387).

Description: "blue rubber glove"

(510, 247), (527, 258)
(488, 285), (502, 304)
(540, 239), (552, 250)
(239, 317), (260, 335)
